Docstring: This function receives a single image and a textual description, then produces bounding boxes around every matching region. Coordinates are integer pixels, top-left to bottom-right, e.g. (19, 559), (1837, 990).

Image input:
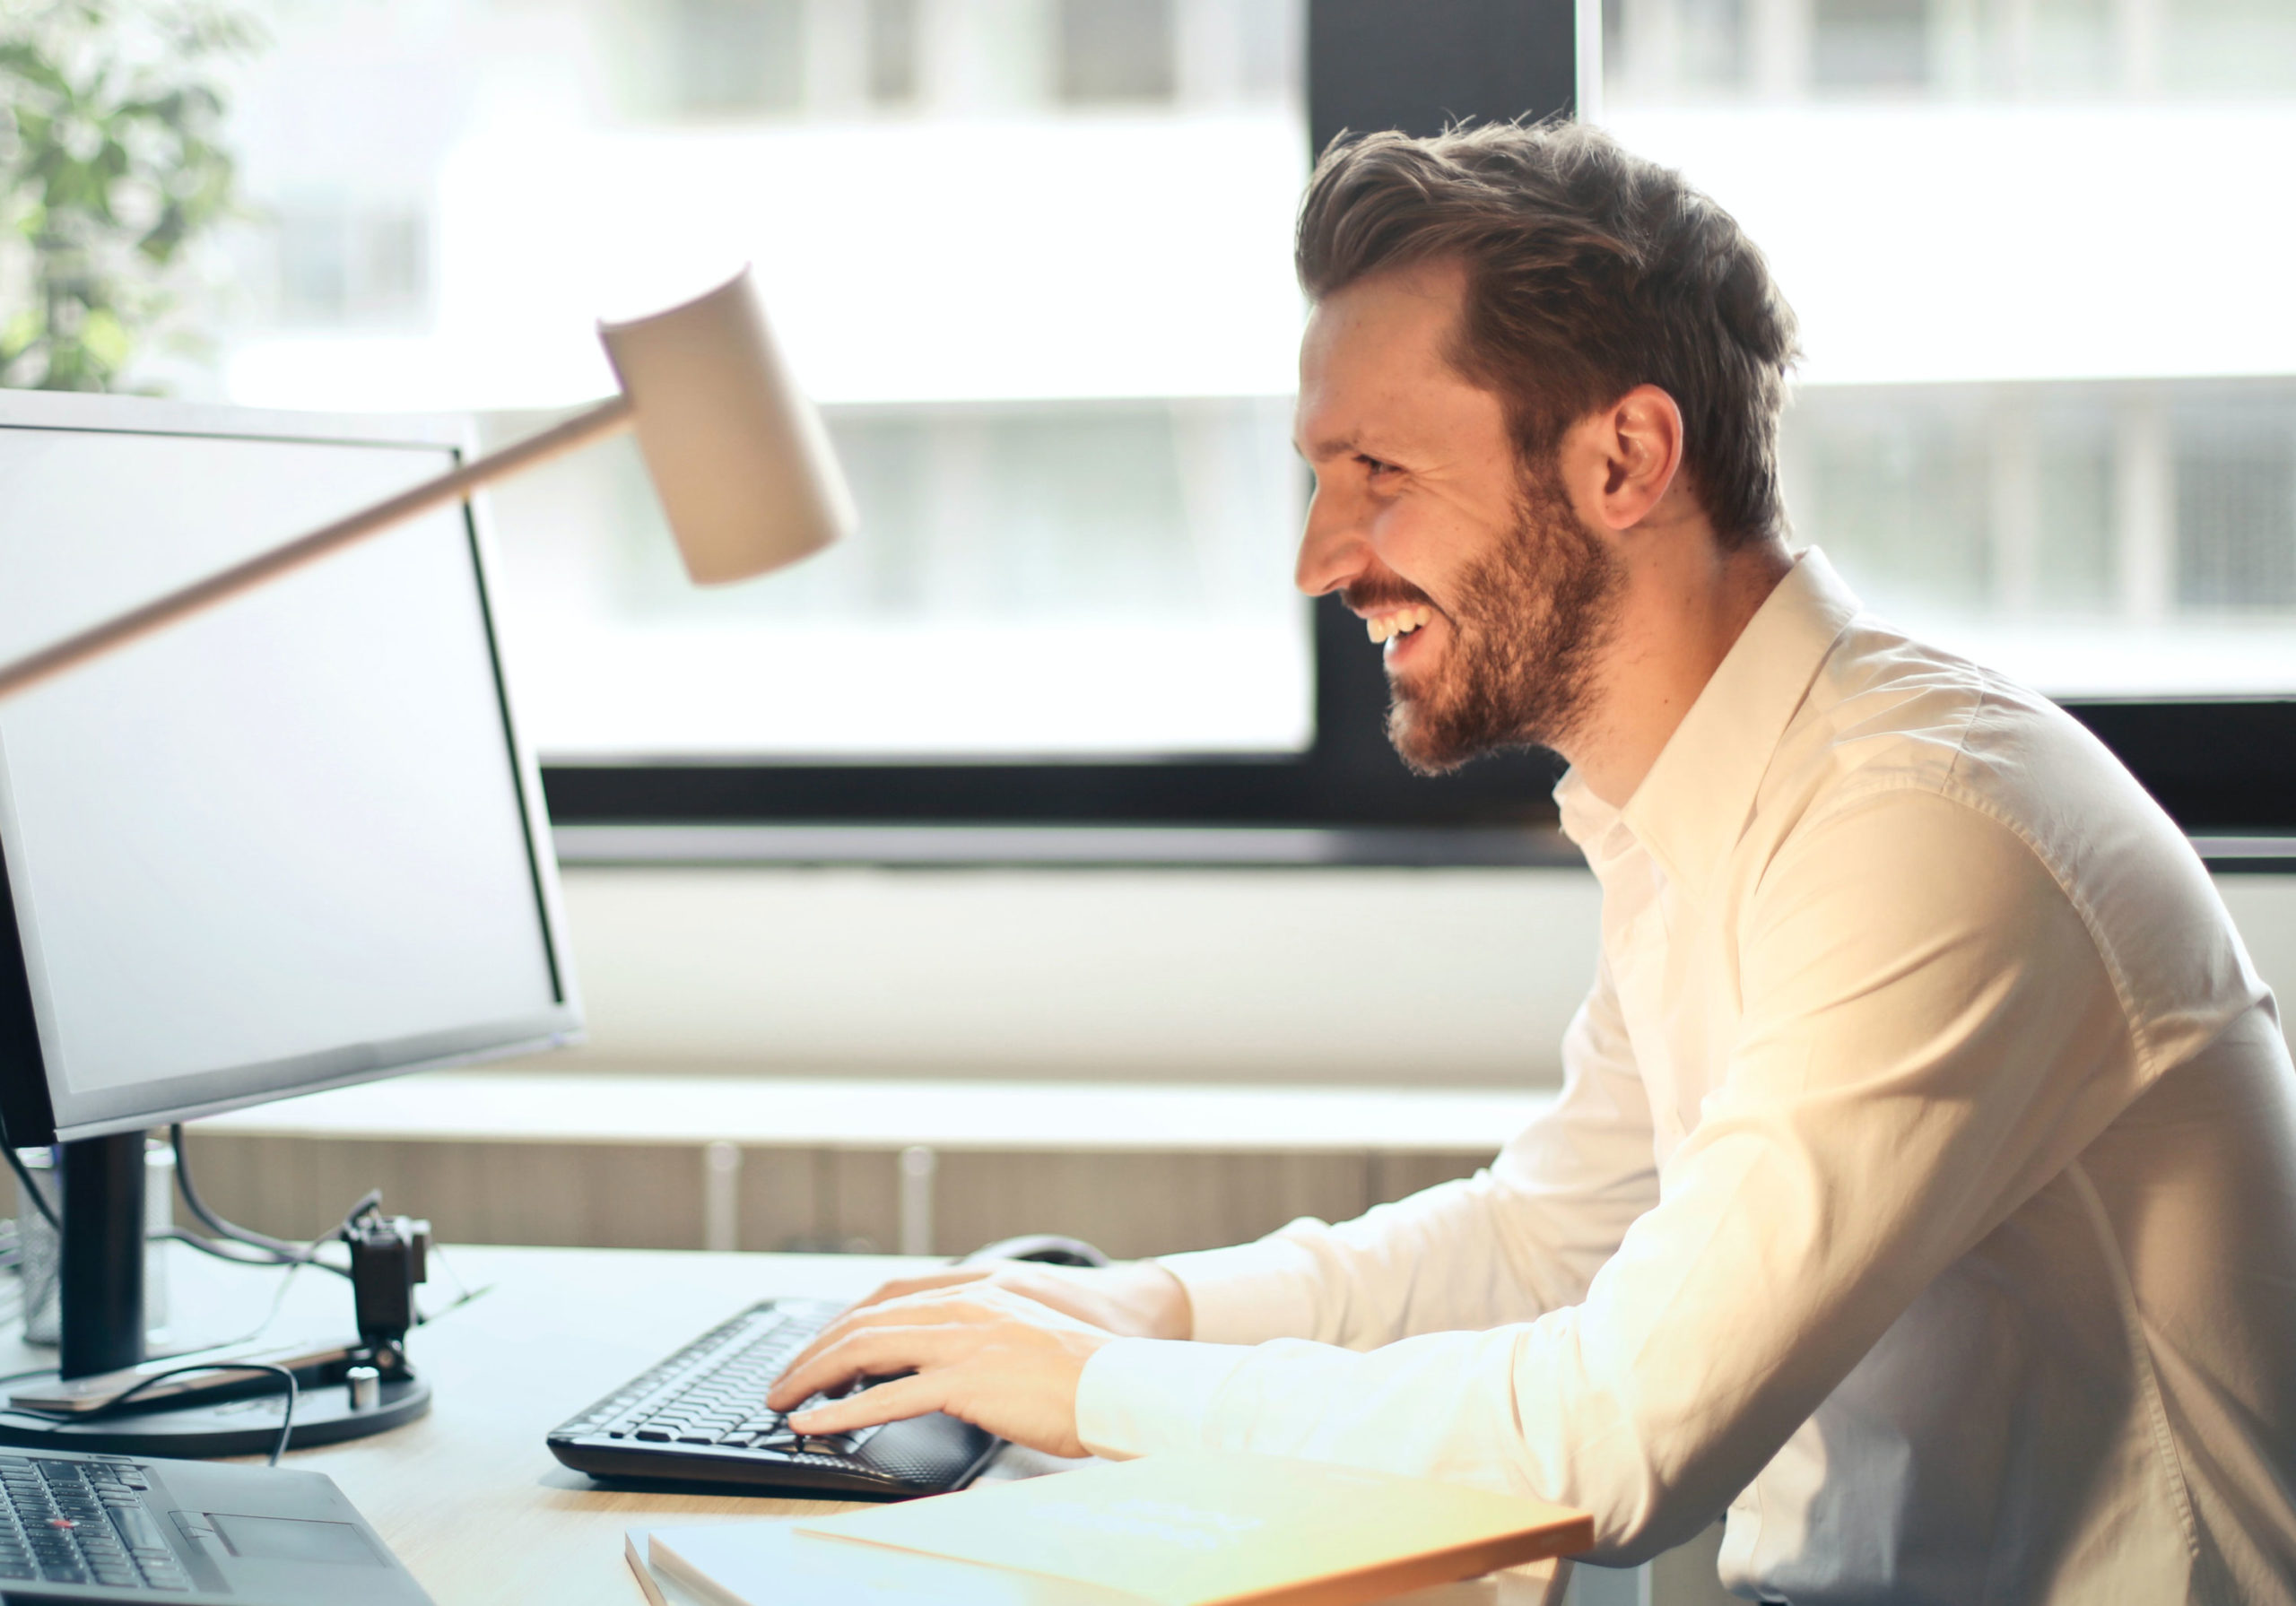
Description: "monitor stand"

(0, 1132), (432, 1458)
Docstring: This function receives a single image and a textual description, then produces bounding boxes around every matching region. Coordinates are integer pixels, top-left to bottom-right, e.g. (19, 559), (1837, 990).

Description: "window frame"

(541, 0), (2292, 870)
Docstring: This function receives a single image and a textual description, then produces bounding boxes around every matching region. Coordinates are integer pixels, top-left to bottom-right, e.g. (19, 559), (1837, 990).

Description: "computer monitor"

(0, 391), (582, 1423)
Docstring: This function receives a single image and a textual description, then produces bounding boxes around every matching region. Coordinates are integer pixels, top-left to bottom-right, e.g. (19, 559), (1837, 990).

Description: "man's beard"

(1375, 468), (1624, 776)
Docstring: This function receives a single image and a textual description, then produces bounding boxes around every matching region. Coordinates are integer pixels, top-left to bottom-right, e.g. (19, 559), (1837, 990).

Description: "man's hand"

(812, 1260), (1192, 1343)
(763, 1261), (1191, 1457)
(763, 1285), (1109, 1456)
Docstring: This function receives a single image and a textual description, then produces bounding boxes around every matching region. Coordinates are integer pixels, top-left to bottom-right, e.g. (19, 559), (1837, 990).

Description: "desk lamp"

(0, 265), (854, 703)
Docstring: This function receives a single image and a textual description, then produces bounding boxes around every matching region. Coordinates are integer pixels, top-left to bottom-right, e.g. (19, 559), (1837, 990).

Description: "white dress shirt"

(1074, 551), (2296, 1604)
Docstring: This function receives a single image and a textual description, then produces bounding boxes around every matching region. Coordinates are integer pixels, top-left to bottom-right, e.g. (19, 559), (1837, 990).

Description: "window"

(866, 0), (922, 103)
(159, 4), (2290, 848)
(270, 200), (428, 327)
(1605, 0), (2296, 720)
(667, 0), (806, 116)
(1810, 0), (1926, 88)
(487, 395), (1304, 757)
(1057, 0), (1178, 102)
(207, 0), (1314, 769)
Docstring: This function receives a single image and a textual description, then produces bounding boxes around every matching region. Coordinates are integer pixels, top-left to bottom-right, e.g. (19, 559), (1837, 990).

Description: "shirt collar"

(1555, 548), (1862, 897)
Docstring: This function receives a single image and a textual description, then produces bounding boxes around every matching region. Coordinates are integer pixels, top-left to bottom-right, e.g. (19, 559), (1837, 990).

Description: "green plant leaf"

(0, 0), (265, 394)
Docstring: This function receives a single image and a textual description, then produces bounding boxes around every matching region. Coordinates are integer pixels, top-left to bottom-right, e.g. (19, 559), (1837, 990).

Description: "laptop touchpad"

(208, 1513), (385, 1567)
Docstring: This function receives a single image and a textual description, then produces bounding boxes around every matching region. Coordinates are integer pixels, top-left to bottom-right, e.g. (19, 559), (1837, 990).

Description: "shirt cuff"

(1156, 1232), (1326, 1346)
(1074, 1337), (1256, 1460)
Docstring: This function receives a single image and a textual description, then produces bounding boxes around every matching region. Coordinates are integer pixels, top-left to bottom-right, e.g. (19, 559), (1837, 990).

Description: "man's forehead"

(1295, 261), (1482, 453)
(1303, 261), (1469, 370)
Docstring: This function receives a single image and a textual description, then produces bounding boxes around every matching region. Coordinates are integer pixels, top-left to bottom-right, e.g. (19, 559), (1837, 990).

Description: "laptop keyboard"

(0, 1454), (192, 1591)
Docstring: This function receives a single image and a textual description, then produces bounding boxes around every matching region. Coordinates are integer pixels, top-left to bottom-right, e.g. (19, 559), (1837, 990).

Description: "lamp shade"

(598, 267), (857, 586)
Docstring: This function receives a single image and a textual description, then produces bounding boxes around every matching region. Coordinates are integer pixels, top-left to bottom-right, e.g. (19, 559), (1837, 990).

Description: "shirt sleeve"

(1154, 947), (1659, 1352)
(1074, 788), (2145, 1563)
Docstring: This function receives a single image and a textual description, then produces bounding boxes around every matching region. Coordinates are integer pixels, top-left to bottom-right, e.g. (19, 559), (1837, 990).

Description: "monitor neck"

(60, 1133), (146, 1379)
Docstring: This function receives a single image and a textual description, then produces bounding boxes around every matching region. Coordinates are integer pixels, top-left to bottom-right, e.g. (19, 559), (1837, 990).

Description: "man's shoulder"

(1752, 615), (2257, 1068)
(1769, 615), (2157, 857)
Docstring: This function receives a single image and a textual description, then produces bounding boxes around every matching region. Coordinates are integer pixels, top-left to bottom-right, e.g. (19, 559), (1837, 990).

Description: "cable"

(149, 1226), (288, 1266)
(152, 1225), (352, 1280)
(412, 1243), (491, 1326)
(91, 1361), (299, 1467)
(168, 1124), (309, 1261)
(169, 1128), (383, 1289)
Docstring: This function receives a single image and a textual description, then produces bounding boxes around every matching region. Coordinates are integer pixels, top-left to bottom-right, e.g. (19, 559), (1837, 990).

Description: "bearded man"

(769, 123), (2296, 1603)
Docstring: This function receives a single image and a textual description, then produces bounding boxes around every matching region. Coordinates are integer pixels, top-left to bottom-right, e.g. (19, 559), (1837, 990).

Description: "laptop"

(0, 1448), (429, 1603)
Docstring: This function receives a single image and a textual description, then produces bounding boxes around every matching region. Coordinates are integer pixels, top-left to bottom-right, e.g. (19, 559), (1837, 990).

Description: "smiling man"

(769, 123), (2296, 1603)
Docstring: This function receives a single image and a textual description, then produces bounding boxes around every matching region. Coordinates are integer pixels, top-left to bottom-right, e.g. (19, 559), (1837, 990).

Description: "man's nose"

(1293, 487), (1370, 597)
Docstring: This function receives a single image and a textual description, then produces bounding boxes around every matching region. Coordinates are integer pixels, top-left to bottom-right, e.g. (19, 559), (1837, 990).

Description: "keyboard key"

(632, 1428), (675, 1442)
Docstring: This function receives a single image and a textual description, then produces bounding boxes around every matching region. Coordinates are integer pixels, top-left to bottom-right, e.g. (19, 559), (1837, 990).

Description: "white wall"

(518, 865), (2296, 1086)
(528, 865), (1605, 1086)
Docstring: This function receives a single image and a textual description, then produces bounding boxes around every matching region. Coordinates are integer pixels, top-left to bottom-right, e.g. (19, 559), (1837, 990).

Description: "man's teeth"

(1367, 606), (1433, 645)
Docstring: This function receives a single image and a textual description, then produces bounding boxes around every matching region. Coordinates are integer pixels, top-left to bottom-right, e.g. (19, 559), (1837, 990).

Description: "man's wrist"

(1112, 1260), (1193, 1340)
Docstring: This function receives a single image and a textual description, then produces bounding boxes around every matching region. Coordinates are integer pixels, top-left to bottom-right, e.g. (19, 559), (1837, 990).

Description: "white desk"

(0, 1243), (1574, 1605)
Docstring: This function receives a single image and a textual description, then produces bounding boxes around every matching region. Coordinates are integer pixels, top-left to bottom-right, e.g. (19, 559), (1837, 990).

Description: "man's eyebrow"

(1298, 431), (1367, 462)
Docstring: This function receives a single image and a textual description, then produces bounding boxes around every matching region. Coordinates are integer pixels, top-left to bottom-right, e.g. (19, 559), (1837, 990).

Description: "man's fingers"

(769, 1323), (957, 1411)
(787, 1372), (945, 1436)
(778, 1272), (994, 1375)
(775, 1289), (1025, 1398)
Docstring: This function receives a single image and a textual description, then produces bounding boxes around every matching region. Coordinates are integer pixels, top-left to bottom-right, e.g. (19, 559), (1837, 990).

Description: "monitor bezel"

(0, 390), (584, 1145)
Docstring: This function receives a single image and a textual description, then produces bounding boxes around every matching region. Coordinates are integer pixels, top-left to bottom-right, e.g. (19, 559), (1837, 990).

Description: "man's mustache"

(1340, 579), (1438, 615)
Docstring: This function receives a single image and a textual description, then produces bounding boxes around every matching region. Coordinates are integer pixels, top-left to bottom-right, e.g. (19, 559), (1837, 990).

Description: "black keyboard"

(545, 1298), (1001, 1498)
(0, 1452), (195, 1591)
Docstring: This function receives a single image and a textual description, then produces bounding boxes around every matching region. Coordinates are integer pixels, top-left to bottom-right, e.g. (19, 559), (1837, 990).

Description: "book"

(639, 1517), (1131, 1605)
(635, 1508), (1574, 1606)
(796, 1451), (1590, 1606)
(623, 1531), (707, 1606)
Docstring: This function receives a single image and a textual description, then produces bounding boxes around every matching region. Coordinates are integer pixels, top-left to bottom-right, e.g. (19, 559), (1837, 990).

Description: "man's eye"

(1357, 454), (1396, 478)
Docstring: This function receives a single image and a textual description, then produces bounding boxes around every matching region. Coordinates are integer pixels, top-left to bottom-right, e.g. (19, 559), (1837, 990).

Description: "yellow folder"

(796, 1452), (1593, 1606)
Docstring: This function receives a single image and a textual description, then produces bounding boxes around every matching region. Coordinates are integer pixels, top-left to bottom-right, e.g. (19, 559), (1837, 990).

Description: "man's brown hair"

(1296, 120), (1799, 549)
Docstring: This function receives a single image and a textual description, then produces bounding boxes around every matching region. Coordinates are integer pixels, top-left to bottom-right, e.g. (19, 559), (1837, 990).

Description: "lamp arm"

(0, 394), (637, 704)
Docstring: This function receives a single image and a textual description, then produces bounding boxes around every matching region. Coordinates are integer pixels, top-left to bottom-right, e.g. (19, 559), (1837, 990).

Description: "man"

(770, 123), (2296, 1602)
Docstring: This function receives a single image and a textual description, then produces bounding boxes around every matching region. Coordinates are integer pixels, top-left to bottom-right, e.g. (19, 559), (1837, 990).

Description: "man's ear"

(1568, 385), (1684, 533)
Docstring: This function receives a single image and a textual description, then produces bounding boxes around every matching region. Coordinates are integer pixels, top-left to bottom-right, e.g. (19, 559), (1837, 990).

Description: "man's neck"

(1561, 535), (1796, 808)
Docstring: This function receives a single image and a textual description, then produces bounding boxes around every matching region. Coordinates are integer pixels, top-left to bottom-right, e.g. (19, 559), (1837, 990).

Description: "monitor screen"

(0, 400), (578, 1142)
